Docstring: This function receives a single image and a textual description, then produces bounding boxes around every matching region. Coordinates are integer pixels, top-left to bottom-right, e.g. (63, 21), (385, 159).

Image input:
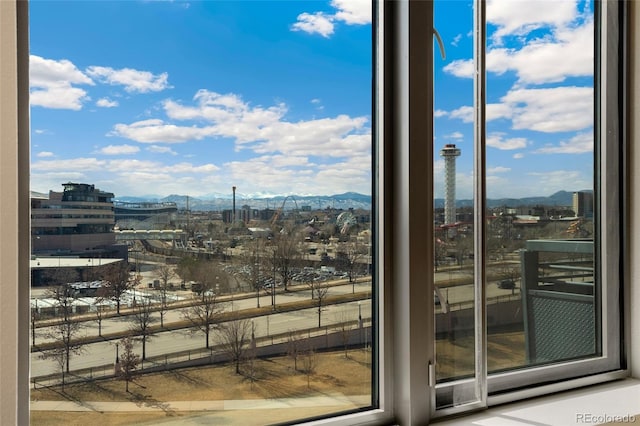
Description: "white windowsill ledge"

(435, 378), (640, 426)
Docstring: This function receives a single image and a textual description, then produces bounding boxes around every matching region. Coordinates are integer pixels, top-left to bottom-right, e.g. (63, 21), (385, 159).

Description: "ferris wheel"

(336, 211), (357, 234)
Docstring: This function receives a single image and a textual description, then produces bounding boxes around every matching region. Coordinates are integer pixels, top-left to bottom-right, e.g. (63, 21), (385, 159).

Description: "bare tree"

(129, 297), (156, 360)
(338, 241), (368, 288)
(286, 330), (304, 371)
(117, 336), (140, 393)
(308, 281), (329, 328)
(270, 229), (302, 292)
(336, 308), (353, 358)
(239, 238), (265, 308)
(40, 283), (85, 386)
(153, 264), (176, 327)
(192, 261), (231, 299)
(41, 267), (79, 288)
(101, 261), (134, 314)
(218, 318), (252, 374)
(176, 255), (198, 287)
(182, 291), (224, 349)
(31, 302), (40, 347)
(301, 346), (318, 388)
(246, 320), (259, 387)
(94, 303), (108, 337)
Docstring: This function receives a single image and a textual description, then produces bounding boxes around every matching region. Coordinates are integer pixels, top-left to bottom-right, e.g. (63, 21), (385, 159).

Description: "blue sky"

(30, 0), (594, 201)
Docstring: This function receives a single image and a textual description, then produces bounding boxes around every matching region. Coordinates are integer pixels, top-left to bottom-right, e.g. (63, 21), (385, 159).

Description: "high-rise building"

(440, 144), (461, 225)
(31, 182), (122, 257)
(573, 191), (594, 218)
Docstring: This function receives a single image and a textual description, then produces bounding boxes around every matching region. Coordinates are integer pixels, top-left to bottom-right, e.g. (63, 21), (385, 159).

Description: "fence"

(32, 320), (372, 389)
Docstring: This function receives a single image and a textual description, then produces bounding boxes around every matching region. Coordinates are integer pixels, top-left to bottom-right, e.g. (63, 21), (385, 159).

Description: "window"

(431, 0), (625, 416)
(27, 1), (376, 425)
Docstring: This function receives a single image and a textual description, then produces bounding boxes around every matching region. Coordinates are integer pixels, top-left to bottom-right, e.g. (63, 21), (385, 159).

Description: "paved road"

(31, 281), (373, 378)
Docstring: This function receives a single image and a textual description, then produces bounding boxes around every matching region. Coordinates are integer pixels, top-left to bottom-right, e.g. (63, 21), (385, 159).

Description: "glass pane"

(433, 0), (478, 409)
(483, 0), (597, 373)
(29, 1), (373, 424)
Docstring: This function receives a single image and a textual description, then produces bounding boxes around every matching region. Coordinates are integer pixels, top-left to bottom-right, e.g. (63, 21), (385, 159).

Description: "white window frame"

(432, 0), (628, 417)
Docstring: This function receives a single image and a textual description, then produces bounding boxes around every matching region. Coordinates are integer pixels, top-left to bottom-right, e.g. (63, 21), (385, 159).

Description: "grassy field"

(31, 349), (373, 425)
(30, 332), (525, 425)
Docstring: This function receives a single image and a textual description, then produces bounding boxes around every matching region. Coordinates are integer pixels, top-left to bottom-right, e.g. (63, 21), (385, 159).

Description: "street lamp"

(114, 342), (121, 375)
(251, 319), (256, 349)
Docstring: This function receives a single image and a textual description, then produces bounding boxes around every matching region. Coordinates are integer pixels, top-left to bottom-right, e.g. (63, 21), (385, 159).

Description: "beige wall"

(0, 1), (30, 425)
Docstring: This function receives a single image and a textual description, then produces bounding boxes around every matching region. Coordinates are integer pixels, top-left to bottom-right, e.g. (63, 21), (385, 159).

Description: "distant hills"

(114, 190), (588, 212)
(115, 192), (373, 211)
(434, 190), (588, 210)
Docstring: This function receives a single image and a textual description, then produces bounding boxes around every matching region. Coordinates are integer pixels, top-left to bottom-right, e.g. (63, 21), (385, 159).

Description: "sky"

(30, 0), (594, 201)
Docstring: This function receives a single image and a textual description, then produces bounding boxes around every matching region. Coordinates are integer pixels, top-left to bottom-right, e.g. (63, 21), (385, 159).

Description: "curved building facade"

(31, 182), (118, 256)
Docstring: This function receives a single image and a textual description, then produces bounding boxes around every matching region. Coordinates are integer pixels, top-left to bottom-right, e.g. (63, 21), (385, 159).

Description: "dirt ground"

(30, 349), (373, 426)
(30, 333), (525, 425)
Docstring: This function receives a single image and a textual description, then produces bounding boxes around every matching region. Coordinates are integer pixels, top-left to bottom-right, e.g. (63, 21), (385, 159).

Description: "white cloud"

(36, 151), (55, 158)
(29, 55), (93, 110)
(443, 5), (593, 86)
(86, 66), (171, 93)
(222, 153), (370, 196)
(330, 0), (371, 25)
(446, 132), (464, 140)
(487, 133), (528, 150)
(110, 119), (215, 143)
(487, 166), (511, 174)
(448, 106), (474, 123)
(30, 55), (93, 87)
(487, 0), (578, 44)
(487, 103), (513, 121)
(111, 90), (370, 159)
(526, 169), (591, 194)
(451, 34), (463, 47)
(31, 86), (90, 110)
(443, 59), (474, 79)
(513, 153), (525, 159)
(96, 98), (119, 108)
(99, 144), (140, 155)
(29, 55), (171, 109)
(486, 19), (593, 85)
(31, 157), (108, 172)
(535, 131), (593, 154)
(500, 86), (593, 132)
(291, 12), (335, 38)
(147, 145), (177, 155)
(292, 0), (371, 38)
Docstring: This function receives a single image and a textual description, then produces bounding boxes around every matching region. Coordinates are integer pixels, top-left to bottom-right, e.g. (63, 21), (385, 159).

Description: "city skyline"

(30, 0), (594, 200)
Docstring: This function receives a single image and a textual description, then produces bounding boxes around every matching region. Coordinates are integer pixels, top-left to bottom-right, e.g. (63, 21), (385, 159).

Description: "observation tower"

(440, 144), (461, 225)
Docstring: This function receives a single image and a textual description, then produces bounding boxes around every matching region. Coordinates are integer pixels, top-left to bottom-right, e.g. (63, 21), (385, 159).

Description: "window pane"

(433, 0), (478, 409)
(483, 0), (597, 373)
(432, 0), (618, 412)
(29, 1), (374, 424)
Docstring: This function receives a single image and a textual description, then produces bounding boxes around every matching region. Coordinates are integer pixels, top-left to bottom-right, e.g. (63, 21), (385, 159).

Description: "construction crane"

(270, 196), (299, 226)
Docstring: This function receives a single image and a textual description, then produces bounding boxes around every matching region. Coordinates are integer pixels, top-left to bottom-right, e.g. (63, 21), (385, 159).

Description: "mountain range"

(114, 190), (588, 212)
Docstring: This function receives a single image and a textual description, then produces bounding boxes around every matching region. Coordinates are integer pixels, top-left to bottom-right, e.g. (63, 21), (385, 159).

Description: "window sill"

(435, 378), (640, 425)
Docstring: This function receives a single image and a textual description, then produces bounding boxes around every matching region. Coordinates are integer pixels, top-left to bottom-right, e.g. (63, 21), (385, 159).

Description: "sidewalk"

(30, 394), (370, 412)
